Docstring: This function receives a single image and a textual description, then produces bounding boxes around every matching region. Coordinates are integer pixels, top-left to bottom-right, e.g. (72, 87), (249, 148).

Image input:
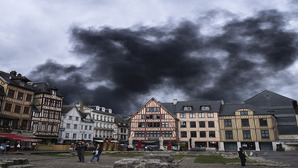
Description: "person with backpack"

(238, 148), (248, 166)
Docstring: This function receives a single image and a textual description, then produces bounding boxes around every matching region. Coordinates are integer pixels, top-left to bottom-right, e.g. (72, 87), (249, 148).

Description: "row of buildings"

(1, 70), (298, 151)
(0, 71), (129, 144)
(129, 91), (298, 151)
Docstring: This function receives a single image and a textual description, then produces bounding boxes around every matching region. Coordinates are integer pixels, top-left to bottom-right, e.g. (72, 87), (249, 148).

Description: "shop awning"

(0, 133), (42, 142)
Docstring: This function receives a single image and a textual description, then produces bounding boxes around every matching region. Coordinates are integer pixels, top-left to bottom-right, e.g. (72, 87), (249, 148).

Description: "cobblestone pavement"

(0, 151), (297, 168)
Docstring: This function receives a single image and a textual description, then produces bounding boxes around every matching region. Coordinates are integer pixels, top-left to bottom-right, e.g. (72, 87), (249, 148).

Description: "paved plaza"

(1, 151), (298, 168)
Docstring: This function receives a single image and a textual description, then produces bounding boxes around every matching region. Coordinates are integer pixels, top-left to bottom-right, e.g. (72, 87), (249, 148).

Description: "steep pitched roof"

(33, 82), (63, 97)
(244, 90), (295, 107)
(160, 100), (222, 114)
(62, 105), (75, 115)
(0, 71), (34, 91)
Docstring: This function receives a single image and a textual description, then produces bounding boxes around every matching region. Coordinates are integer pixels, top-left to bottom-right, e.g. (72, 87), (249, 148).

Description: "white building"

(75, 102), (116, 142)
(114, 115), (129, 141)
(59, 105), (94, 143)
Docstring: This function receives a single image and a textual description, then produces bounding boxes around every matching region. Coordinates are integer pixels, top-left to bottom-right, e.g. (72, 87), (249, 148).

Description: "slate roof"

(220, 104), (270, 116)
(62, 105), (75, 115)
(33, 82), (63, 97)
(244, 90), (298, 135)
(160, 100), (222, 115)
(0, 71), (34, 91)
(0, 85), (5, 96)
(62, 105), (93, 123)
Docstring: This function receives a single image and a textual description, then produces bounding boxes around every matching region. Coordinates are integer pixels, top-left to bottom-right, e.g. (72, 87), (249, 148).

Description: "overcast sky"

(1, 0), (298, 114)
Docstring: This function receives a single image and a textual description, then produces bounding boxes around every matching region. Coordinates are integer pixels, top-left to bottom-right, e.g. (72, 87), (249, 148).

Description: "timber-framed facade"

(130, 98), (178, 143)
(31, 82), (63, 143)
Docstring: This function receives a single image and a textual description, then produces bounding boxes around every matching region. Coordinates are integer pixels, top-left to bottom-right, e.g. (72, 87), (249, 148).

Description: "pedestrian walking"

(16, 142), (21, 152)
(238, 148), (248, 167)
(89, 143), (103, 163)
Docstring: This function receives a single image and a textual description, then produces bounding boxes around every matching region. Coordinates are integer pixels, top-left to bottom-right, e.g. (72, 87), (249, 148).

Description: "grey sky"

(1, 0), (298, 113)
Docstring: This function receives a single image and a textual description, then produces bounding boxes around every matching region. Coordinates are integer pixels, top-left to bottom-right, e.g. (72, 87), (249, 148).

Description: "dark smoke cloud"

(29, 10), (298, 114)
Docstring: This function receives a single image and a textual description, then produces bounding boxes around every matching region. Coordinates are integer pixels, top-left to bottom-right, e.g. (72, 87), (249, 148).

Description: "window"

(44, 98), (50, 106)
(224, 119), (232, 127)
(261, 130), (269, 139)
(66, 123), (70, 129)
(50, 100), (56, 107)
(189, 113), (196, 118)
(25, 94), (32, 102)
(208, 121), (215, 128)
(88, 134), (91, 139)
(197, 122), (205, 128)
(135, 131), (145, 137)
(161, 114), (165, 119)
(23, 107), (30, 114)
(200, 131), (206, 138)
(162, 122), (169, 128)
(209, 131), (215, 138)
(191, 131), (197, 138)
(141, 115), (145, 119)
(180, 121), (186, 128)
(207, 113), (214, 118)
(85, 125), (88, 130)
(259, 118), (268, 126)
(7, 89), (15, 98)
(138, 122), (144, 128)
(225, 131), (233, 139)
(53, 125), (58, 132)
(32, 122), (38, 132)
(240, 111), (248, 115)
(43, 110), (49, 118)
(148, 131), (160, 137)
(69, 116), (72, 120)
(201, 106), (210, 111)
(147, 122), (160, 128)
(190, 121), (196, 128)
(180, 113), (186, 118)
(14, 105), (21, 113)
(89, 126), (92, 130)
(183, 106), (192, 111)
(73, 133), (77, 139)
(47, 124), (52, 132)
(33, 112), (39, 117)
(243, 130), (251, 139)
(74, 124), (77, 129)
(198, 113), (205, 118)
(146, 107), (160, 112)
(181, 131), (187, 138)
(65, 133), (69, 138)
(54, 112), (60, 119)
(41, 123), (46, 131)
(162, 131), (172, 137)
(49, 111), (54, 119)
(56, 101), (61, 108)
(241, 119), (249, 127)
(4, 103), (12, 112)
(17, 92), (24, 100)
(76, 117), (79, 121)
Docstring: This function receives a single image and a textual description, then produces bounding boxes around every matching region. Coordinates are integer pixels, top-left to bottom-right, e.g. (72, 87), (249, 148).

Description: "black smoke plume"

(29, 10), (298, 114)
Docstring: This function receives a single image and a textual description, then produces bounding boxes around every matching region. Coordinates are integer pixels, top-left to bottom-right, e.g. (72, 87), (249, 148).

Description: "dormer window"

(52, 90), (56, 95)
(183, 106), (192, 111)
(240, 111), (248, 115)
(200, 106), (210, 111)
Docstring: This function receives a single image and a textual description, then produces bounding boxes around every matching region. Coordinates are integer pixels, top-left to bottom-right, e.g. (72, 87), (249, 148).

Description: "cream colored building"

(165, 100), (222, 150)
(219, 104), (279, 151)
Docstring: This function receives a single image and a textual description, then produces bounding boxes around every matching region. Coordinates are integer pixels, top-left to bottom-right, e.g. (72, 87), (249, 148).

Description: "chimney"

(221, 100), (224, 105)
(79, 101), (84, 112)
(10, 71), (17, 76)
(173, 99), (178, 105)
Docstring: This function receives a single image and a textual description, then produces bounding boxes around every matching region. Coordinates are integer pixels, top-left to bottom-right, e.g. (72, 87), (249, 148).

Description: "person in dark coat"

(238, 148), (248, 166)
(89, 143), (103, 163)
(76, 141), (87, 162)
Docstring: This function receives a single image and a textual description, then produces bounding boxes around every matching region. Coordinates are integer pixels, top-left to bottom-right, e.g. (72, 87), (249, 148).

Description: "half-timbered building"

(0, 71), (35, 134)
(130, 98), (178, 145)
(31, 82), (63, 143)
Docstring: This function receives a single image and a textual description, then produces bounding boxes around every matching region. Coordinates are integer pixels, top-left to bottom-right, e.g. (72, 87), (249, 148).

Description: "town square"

(1, 0), (298, 167)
